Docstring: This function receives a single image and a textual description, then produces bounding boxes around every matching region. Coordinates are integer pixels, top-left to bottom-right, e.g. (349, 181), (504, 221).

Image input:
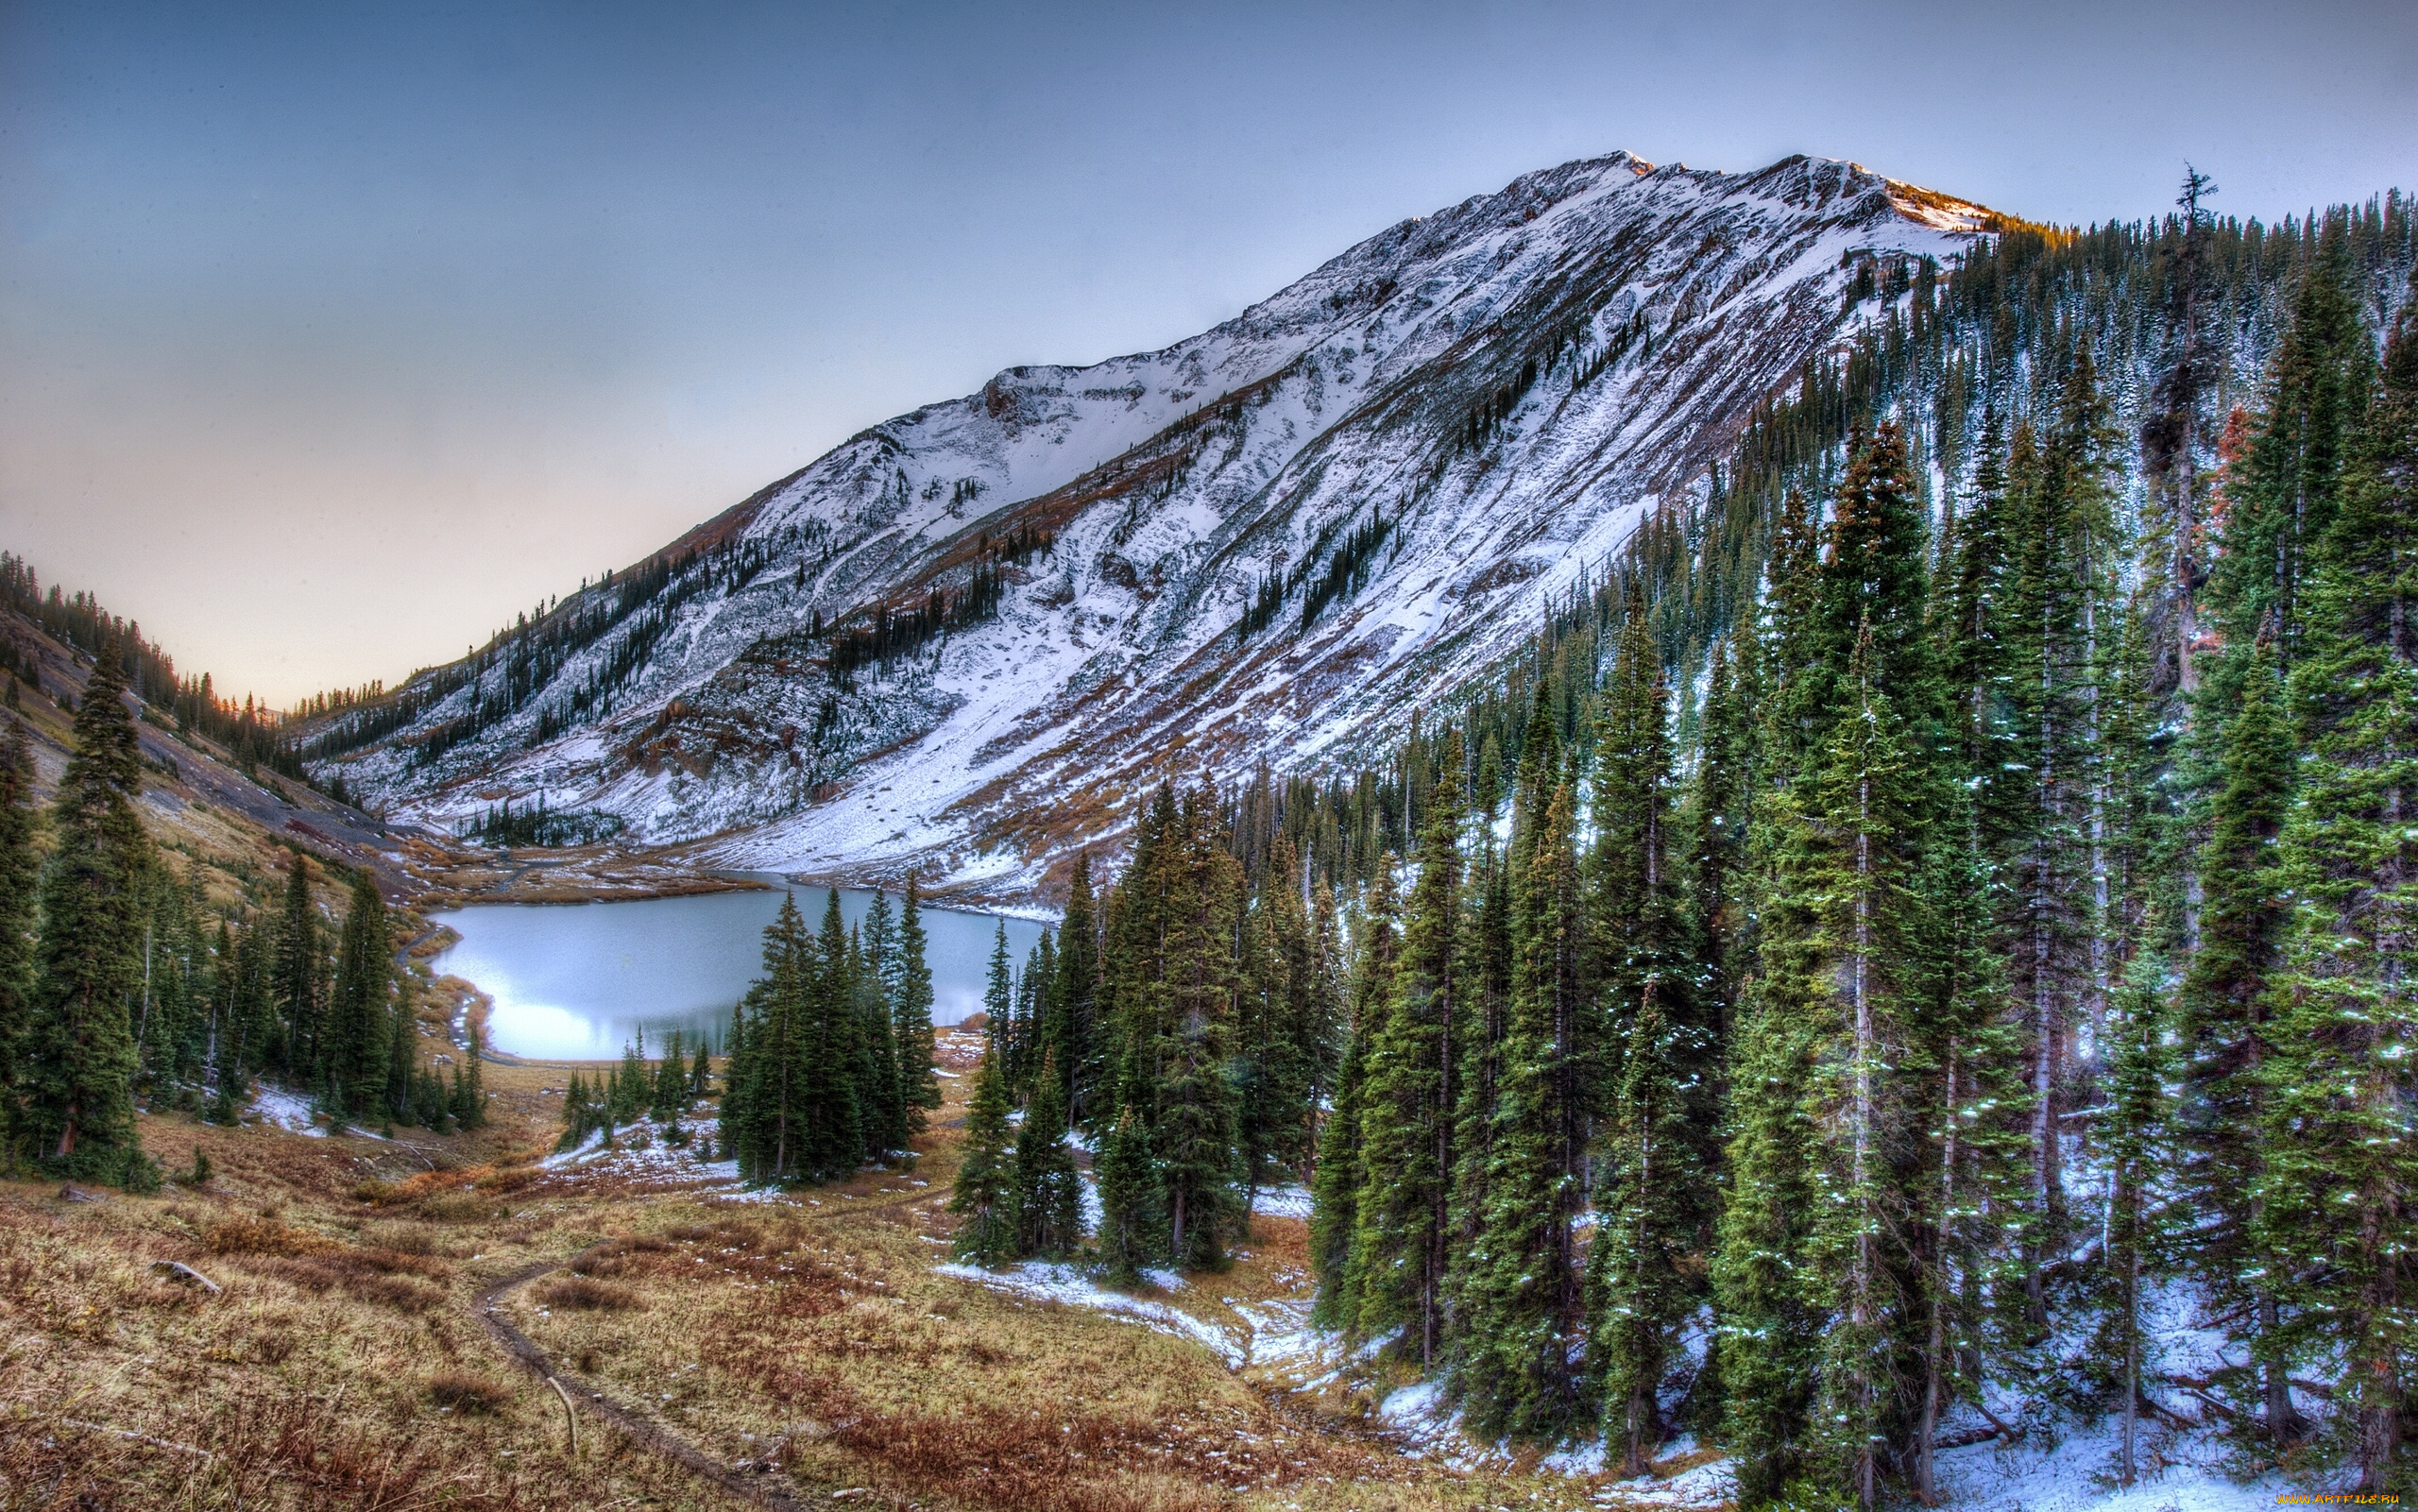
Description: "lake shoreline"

(428, 880), (1049, 1060)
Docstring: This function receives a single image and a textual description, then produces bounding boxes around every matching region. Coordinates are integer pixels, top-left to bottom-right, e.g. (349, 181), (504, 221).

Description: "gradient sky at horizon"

(4, 0), (2412, 703)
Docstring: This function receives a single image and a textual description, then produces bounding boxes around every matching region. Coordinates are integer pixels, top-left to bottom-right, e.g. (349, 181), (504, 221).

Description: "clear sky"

(4, 0), (2412, 703)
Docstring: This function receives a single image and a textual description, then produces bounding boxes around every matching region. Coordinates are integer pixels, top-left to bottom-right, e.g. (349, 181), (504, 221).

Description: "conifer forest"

(932, 191), (2418, 1502)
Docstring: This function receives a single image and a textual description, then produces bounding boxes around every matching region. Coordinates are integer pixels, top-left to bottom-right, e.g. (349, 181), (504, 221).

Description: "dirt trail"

(474, 1250), (811, 1512)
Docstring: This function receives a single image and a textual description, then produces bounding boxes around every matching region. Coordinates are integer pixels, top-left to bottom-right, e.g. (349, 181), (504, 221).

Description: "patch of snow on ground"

(249, 1088), (325, 1137)
(934, 1262), (1244, 1365)
(1595, 1457), (1738, 1508)
(1933, 1421), (2298, 1512)
(1251, 1183), (1314, 1219)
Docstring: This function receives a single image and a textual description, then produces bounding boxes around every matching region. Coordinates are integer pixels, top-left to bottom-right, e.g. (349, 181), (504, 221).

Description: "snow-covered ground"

(934, 1261), (1246, 1366)
(332, 153), (1989, 898)
(248, 1087), (325, 1137)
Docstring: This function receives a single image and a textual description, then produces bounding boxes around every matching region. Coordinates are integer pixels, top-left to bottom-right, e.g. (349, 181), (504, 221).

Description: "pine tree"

(2257, 267), (2418, 1492)
(1456, 771), (1586, 1443)
(1094, 1099), (1157, 1284)
(2178, 634), (2298, 1439)
(0, 719), (36, 1155)
(1053, 853), (1100, 1125)
(325, 870), (390, 1117)
(950, 1033), (1019, 1266)
(23, 640), (151, 1181)
(1353, 730), (1464, 1360)
(1156, 782), (1244, 1270)
(893, 875), (940, 1132)
(2102, 958), (2171, 1490)
(272, 850), (322, 1082)
(801, 890), (863, 1178)
(1013, 1051), (1082, 1257)
(452, 1025), (487, 1130)
(1312, 864), (1396, 1326)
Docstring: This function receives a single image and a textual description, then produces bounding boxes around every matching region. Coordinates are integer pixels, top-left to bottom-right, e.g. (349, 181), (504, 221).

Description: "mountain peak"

(313, 152), (1998, 898)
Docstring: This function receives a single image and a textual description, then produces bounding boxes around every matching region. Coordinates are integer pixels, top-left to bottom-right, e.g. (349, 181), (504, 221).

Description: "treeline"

(937, 188), (2416, 1501)
(0, 645), (480, 1187)
(823, 524), (1055, 684)
(458, 795), (624, 849)
(1, 552), (306, 781)
(715, 884), (941, 1182)
(1288, 230), (2415, 1499)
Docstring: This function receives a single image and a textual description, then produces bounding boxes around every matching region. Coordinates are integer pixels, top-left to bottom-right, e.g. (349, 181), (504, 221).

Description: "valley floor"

(0, 1036), (1642, 1511)
(0, 1035), (2325, 1511)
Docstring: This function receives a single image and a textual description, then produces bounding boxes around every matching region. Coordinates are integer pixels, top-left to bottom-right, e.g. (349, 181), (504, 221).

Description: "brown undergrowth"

(3, 1054), (1642, 1512)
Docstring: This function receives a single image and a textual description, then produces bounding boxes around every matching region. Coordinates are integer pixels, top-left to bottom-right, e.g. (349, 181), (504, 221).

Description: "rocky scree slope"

(315, 152), (1995, 896)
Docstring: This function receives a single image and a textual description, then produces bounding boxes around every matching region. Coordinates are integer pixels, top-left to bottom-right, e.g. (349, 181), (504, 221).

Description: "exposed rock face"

(320, 152), (1992, 895)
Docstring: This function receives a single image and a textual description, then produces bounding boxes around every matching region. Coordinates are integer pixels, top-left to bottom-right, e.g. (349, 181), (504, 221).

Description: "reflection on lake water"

(430, 880), (1046, 1061)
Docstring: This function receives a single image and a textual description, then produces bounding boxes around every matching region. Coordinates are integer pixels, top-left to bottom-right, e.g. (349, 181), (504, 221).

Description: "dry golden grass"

(0, 1052), (1675, 1511)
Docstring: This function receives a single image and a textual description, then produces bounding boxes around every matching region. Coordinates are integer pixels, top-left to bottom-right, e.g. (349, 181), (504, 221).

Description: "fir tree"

(1052, 853), (1100, 1124)
(325, 870), (391, 1116)
(950, 1033), (1018, 1266)
(1311, 864), (1396, 1326)
(1094, 1099), (1157, 1284)
(0, 720), (36, 1154)
(2257, 268), (2418, 1492)
(1013, 1051), (1082, 1257)
(271, 850), (322, 1082)
(894, 875), (940, 1132)
(1353, 730), (1464, 1360)
(452, 1025), (487, 1130)
(2178, 634), (2299, 1439)
(23, 641), (151, 1181)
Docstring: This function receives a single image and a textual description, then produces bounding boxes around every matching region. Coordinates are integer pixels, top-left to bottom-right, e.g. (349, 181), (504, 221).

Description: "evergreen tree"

(452, 1025), (487, 1130)
(2178, 634), (2299, 1440)
(325, 870), (391, 1116)
(1094, 1099), (1157, 1284)
(23, 640), (151, 1181)
(894, 875), (940, 1132)
(1156, 782), (1244, 1270)
(0, 720), (36, 1155)
(272, 850), (322, 1082)
(1312, 864), (1396, 1326)
(802, 890), (863, 1177)
(1052, 853), (1100, 1124)
(950, 1033), (1018, 1266)
(1456, 771), (1586, 1442)
(2257, 269), (2418, 1492)
(1353, 730), (1465, 1360)
(1013, 1051), (1082, 1257)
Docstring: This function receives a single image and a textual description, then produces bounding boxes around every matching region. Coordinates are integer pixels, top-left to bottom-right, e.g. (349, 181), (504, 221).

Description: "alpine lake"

(429, 877), (1046, 1061)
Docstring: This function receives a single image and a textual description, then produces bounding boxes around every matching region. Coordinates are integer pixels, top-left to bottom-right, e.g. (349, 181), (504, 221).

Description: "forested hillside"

(945, 186), (2418, 1503)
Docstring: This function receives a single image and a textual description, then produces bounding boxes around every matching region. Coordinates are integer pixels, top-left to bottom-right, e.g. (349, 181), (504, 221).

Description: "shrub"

(535, 1276), (641, 1312)
(426, 1370), (512, 1416)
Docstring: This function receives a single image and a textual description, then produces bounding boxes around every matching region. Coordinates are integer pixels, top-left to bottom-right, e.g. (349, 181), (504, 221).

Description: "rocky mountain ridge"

(314, 151), (1999, 897)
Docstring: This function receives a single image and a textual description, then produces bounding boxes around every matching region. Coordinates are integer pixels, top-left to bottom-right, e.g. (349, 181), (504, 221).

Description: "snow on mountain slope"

(319, 152), (1995, 896)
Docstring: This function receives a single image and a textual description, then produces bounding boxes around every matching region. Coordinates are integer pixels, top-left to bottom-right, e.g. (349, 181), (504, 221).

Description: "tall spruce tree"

(272, 850), (322, 1083)
(950, 1030), (1019, 1266)
(325, 870), (390, 1116)
(1052, 853), (1100, 1125)
(1312, 863), (1397, 1326)
(1353, 730), (1464, 1360)
(1013, 1050), (1082, 1258)
(893, 875), (940, 1133)
(2179, 634), (2299, 1440)
(0, 720), (36, 1155)
(2257, 268), (2418, 1493)
(24, 640), (150, 1181)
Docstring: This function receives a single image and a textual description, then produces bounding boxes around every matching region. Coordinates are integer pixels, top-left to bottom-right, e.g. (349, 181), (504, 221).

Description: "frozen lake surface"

(431, 878), (1045, 1060)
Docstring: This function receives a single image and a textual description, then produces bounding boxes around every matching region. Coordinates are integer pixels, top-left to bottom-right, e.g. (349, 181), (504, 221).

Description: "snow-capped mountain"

(321, 152), (1996, 894)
